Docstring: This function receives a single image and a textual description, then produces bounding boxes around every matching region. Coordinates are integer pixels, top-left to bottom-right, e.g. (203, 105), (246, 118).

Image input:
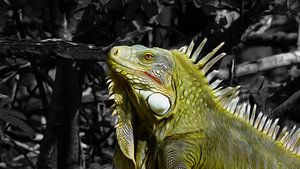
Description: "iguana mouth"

(108, 56), (138, 72)
(108, 47), (146, 72)
(108, 58), (162, 92)
(108, 54), (146, 82)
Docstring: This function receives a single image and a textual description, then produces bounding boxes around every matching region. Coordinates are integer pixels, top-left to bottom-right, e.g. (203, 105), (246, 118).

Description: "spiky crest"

(178, 39), (300, 156)
(179, 38), (300, 155)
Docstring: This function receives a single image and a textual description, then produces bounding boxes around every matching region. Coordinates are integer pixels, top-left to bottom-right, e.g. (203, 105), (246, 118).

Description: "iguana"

(106, 39), (300, 169)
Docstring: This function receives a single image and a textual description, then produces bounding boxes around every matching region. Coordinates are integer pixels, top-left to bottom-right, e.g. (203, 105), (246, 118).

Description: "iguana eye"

(144, 53), (154, 60)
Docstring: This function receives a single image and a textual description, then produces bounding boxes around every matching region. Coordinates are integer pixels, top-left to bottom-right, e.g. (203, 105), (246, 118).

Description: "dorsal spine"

(176, 39), (300, 156)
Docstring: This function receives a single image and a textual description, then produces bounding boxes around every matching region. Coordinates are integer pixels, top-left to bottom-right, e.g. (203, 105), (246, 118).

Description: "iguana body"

(106, 40), (300, 169)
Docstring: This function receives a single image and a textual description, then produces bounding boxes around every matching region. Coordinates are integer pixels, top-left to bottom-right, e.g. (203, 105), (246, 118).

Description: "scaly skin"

(106, 44), (300, 169)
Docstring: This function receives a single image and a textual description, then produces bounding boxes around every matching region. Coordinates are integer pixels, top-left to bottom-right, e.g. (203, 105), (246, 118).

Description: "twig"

(9, 138), (36, 168)
(145, 23), (189, 43)
(271, 89), (300, 118)
(11, 77), (19, 108)
(98, 127), (114, 143)
(29, 59), (49, 110)
(87, 75), (99, 107)
(16, 65), (55, 89)
(296, 14), (300, 50)
(217, 51), (300, 79)
(12, 139), (40, 152)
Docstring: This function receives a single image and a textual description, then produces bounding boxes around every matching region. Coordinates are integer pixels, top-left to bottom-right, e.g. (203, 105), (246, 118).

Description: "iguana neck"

(154, 52), (220, 139)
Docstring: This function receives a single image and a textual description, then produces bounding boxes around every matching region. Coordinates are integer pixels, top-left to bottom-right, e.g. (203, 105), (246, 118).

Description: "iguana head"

(107, 45), (176, 120)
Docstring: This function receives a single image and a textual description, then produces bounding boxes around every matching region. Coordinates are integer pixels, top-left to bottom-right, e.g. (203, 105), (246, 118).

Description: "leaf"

(249, 76), (268, 109)
(0, 108), (36, 138)
(0, 125), (4, 139)
(289, 0), (300, 13)
(241, 15), (297, 45)
(193, 0), (237, 9)
(0, 94), (10, 107)
(116, 27), (151, 45)
(0, 108), (26, 120)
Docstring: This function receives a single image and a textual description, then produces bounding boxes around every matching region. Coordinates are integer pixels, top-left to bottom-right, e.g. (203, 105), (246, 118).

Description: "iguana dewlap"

(106, 40), (300, 169)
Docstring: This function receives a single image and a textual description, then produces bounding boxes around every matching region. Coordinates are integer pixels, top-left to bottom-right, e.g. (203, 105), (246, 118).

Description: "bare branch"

(217, 51), (300, 79)
(0, 38), (107, 61)
(271, 89), (300, 118)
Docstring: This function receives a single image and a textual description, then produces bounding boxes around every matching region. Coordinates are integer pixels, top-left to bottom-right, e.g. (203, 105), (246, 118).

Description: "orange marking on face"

(143, 71), (162, 85)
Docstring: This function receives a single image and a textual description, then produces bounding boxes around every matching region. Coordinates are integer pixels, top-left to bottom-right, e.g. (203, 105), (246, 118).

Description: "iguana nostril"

(112, 48), (119, 56)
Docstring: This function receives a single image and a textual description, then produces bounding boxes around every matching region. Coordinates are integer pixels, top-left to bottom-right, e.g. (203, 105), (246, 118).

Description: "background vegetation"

(0, 0), (300, 168)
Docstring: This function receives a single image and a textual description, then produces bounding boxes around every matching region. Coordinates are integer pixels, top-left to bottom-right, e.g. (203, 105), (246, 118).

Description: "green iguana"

(106, 39), (300, 169)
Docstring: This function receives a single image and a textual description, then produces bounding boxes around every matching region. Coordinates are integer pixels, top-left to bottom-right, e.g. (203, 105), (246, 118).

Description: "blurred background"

(0, 0), (300, 168)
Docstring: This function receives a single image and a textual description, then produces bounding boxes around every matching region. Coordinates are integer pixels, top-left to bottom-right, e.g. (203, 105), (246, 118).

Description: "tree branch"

(217, 50), (300, 79)
(0, 38), (107, 61)
(271, 89), (300, 119)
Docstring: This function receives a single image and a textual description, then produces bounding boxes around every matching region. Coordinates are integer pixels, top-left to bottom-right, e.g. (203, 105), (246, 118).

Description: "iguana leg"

(157, 133), (205, 169)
